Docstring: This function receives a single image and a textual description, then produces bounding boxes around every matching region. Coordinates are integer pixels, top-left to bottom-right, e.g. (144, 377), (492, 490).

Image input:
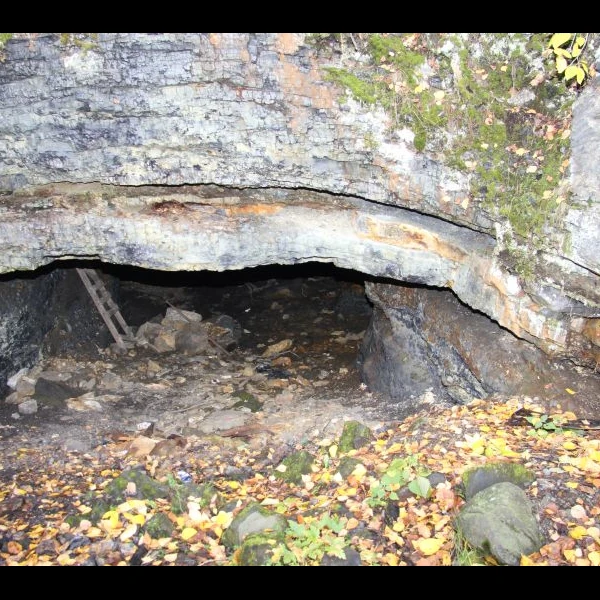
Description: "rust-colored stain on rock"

(359, 217), (467, 262)
(274, 33), (302, 55)
(224, 204), (284, 217)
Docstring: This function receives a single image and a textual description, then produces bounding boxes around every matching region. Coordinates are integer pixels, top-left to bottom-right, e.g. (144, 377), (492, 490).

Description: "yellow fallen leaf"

(589, 551), (600, 566)
(563, 441), (577, 450)
(329, 444), (338, 459)
(566, 481), (578, 489)
(392, 520), (405, 533)
(565, 388), (576, 395)
(569, 525), (587, 540)
(386, 442), (403, 454)
(123, 512), (146, 526)
(120, 523), (138, 542)
(413, 537), (444, 556)
(275, 464), (287, 473)
(383, 552), (400, 566)
(563, 548), (577, 562)
(214, 511), (233, 528)
(587, 526), (600, 543)
(384, 527), (404, 546)
(351, 463), (367, 479)
(86, 527), (104, 538)
(100, 510), (121, 532)
(520, 554), (536, 566)
(181, 527), (198, 541)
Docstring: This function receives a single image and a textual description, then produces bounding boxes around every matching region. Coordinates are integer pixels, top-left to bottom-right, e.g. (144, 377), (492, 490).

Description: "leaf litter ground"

(2, 396), (600, 566)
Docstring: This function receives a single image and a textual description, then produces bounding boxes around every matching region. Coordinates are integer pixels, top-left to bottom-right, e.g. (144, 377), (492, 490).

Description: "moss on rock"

(237, 533), (279, 566)
(462, 462), (535, 500)
(338, 420), (373, 453)
(103, 468), (169, 503)
(169, 482), (220, 515)
(274, 450), (315, 484)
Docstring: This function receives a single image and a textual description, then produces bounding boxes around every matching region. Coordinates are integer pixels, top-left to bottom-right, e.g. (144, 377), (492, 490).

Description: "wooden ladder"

(76, 268), (135, 350)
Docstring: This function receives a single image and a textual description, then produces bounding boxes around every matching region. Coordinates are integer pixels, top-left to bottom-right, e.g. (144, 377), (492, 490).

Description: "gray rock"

(17, 398), (38, 414)
(456, 482), (543, 566)
(194, 409), (250, 434)
(221, 502), (287, 549)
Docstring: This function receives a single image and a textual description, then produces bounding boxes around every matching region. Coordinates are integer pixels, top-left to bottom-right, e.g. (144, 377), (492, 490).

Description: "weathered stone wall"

(359, 283), (600, 416)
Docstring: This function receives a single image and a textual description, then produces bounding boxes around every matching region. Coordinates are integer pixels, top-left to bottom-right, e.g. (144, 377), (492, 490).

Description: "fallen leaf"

(412, 537), (444, 556)
(569, 525), (587, 540)
(120, 523), (138, 542)
(181, 527), (198, 541)
(570, 505), (588, 521)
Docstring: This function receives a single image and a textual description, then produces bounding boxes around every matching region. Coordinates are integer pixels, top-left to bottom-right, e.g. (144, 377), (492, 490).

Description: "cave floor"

(0, 270), (407, 455)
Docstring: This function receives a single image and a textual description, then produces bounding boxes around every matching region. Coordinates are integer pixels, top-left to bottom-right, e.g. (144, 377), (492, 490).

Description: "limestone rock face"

(0, 33), (598, 380)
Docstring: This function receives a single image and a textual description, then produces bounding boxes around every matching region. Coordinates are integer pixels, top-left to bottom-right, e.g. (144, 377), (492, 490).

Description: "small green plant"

(525, 412), (565, 438)
(368, 455), (431, 507)
(59, 33), (98, 54)
(452, 527), (486, 566)
(548, 33), (591, 86)
(269, 513), (349, 566)
(0, 33), (12, 62)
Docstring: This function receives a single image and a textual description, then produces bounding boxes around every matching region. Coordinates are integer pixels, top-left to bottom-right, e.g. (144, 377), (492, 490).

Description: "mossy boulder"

(338, 421), (373, 453)
(456, 481), (543, 566)
(103, 468), (169, 503)
(274, 450), (315, 484)
(462, 462), (535, 500)
(221, 502), (288, 550)
(144, 512), (175, 539)
(169, 482), (220, 515)
(237, 532), (280, 566)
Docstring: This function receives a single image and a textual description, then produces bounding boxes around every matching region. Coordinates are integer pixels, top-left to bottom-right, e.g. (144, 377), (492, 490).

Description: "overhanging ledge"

(0, 182), (597, 366)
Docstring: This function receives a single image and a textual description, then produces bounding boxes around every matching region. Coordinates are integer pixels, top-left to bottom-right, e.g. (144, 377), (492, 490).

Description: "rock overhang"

(0, 182), (597, 369)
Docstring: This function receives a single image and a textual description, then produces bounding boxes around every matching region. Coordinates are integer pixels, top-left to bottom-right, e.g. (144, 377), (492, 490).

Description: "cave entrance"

(1, 261), (396, 451)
